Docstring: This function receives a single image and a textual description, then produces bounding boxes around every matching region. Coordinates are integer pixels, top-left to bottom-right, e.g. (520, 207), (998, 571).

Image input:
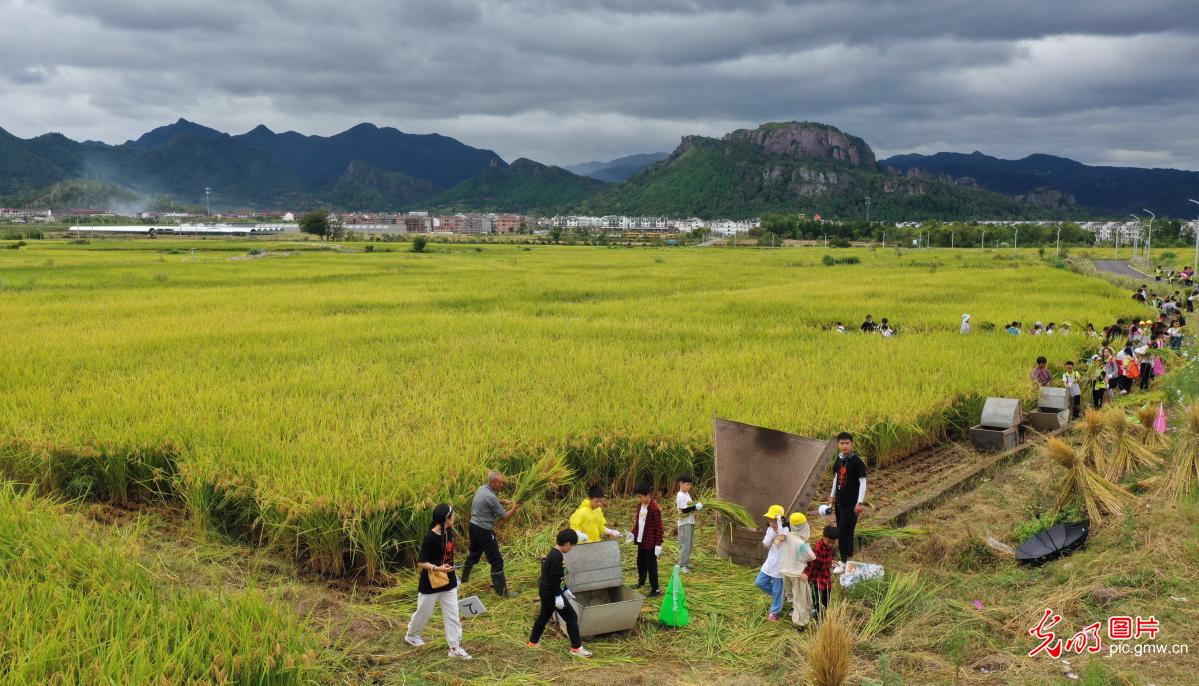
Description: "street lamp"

(1014, 226), (1019, 252)
(1055, 225), (1062, 257)
(950, 229), (955, 248)
(981, 229), (985, 250)
(1188, 199), (1199, 273)
(926, 231), (932, 249)
(205, 187), (211, 216)
(881, 230), (886, 247)
(1143, 209), (1155, 268)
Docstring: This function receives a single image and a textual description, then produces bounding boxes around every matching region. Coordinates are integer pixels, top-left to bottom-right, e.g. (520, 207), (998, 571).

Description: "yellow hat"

(763, 504), (785, 519)
(789, 512), (807, 527)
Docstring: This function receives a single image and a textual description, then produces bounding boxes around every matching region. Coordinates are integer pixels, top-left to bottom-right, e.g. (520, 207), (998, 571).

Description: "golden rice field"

(0, 239), (1140, 576)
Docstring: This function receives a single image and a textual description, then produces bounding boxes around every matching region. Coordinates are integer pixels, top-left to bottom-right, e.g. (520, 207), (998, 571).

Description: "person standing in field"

(755, 505), (787, 621)
(808, 526), (839, 622)
(674, 474), (703, 573)
(1030, 356), (1052, 387)
(860, 314), (877, 333)
(1062, 360), (1082, 419)
(569, 486), (620, 544)
(462, 471), (520, 597)
(778, 512), (816, 628)
(528, 529), (592, 657)
(405, 503), (472, 659)
(825, 432), (866, 574)
(960, 314), (971, 335)
(1088, 355), (1108, 409)
(630, 483), (664, 597)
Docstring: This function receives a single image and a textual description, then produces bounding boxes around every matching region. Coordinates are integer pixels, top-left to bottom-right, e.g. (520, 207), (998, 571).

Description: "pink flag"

(1154, 403), (1167, 434)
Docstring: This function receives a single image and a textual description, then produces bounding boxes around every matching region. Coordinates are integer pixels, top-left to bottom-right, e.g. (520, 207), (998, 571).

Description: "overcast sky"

(2, 0), (1197, 168)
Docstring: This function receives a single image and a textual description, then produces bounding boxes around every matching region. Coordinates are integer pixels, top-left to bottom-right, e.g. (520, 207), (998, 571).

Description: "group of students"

(754, 432), (867, 628)
(1029, 319), (1175, 420)
(832, 314), (897, 336)
(1153, 265), (1195, 287)
(402, 472), (705, 659)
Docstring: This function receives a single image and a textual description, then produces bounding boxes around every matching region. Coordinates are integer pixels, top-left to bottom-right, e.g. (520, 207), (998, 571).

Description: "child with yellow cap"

(755, 505), (788, 621)
(779, 512), (817, 628)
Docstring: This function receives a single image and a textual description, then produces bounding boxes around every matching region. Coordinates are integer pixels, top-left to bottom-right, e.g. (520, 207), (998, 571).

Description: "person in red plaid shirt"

(807, 525), (839, 622)
(629, 483), (664, 597)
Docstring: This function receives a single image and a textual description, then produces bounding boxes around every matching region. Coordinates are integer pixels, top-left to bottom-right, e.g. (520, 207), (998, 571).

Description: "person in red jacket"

(629, 483), (664, 597)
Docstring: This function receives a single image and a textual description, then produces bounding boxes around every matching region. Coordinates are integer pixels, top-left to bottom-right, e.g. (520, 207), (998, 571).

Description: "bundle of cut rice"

(1042, 437), (1133, 525)
(1102, 409), (1162, 481)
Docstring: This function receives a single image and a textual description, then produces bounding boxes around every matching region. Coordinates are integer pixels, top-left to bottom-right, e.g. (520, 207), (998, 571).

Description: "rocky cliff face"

(726, 122), (877, 168)
(1014, 188), (1076, 209)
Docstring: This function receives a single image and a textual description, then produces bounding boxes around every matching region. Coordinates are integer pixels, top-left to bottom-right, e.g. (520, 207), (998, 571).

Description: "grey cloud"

(0, 0), (1196, 169)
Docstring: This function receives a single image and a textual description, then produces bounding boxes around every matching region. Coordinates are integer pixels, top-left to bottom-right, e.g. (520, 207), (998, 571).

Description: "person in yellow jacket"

(569, 486), (621, 543)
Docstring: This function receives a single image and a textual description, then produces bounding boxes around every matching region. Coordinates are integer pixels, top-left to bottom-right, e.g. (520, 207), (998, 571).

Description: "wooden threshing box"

(713, 417), (834, 566)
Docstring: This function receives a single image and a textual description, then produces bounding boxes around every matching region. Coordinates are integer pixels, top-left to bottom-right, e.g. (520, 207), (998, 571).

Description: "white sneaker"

(404, 635), (425, 647)
(570, 646), (593, 658)
(680, 566), (691, 574)
(448, 646), (473, 660)
(832, 562), (846, 574)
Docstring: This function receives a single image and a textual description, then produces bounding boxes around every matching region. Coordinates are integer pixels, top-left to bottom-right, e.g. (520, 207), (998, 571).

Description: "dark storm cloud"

(1, 0), (1197, 169)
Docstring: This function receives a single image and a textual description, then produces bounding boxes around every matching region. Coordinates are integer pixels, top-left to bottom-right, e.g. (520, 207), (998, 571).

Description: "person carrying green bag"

(658, 564), (690, 627)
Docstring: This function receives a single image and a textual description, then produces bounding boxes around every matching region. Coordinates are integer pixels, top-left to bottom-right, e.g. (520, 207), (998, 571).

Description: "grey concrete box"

(969, 425), (1020, 452)
(980, 398), (1023, 429)
(560, 539), (644, 637)
(1028, 409), (1070, 431)
(1038, 387), (1070, 411)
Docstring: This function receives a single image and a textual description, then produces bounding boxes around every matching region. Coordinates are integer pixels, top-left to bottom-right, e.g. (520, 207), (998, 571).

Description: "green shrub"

(412, 235), (429, 253)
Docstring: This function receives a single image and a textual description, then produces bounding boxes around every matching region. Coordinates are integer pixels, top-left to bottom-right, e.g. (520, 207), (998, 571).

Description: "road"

(1093, 259), (1150, 281)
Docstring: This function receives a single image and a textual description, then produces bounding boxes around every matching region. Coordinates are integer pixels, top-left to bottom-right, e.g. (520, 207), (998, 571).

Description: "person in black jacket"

(825, 432), (867, 574)
(528, 529), (592, 657)
(405, 503), (473, 659)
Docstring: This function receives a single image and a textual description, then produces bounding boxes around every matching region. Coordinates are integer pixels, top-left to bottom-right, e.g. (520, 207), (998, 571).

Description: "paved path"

(1093, 259), (1150, 280)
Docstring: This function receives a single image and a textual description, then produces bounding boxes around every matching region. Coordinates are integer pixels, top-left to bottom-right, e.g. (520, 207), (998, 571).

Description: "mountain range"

(565, 153), (668, 183)
(880, 151), (1199, 218)
(2, 118), (1197, 219)
(0, 119), (505, 212)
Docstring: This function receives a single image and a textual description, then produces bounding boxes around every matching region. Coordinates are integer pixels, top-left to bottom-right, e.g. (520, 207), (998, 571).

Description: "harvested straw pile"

(805, 604), (855, 686)
(1102, 409), (1162, 481)
(1134, 404), (1170, 453)
(1076, 410), (1110, 473)
(858, 572), (934, 641)
(1163, 405), (1199, 502)
(1042, 437), (1132, 525)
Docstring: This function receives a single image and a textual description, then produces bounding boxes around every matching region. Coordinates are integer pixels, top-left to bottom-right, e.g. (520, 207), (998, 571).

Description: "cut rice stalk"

(1041, 437), (1133, 526)
(1163, 405), (1199, 502)
(1102, 409), (1162, 481)
(1134, 404), (1170, 453)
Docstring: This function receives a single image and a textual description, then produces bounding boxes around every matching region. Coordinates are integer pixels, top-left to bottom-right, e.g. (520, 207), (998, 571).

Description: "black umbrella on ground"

(1016, 521), (1090, 566)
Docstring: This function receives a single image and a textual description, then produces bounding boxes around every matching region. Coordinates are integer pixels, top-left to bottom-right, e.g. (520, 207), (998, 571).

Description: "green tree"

(299, 209), (332, 240)
(411, 235), (428, 253)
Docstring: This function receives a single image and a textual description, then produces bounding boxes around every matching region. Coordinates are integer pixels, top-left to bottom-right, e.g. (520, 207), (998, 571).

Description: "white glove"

(575, 530), (589, 543)
(654, 545), (662, 558)
(624, 532), (635, 544)
(555, 595), (565, 610)
(694, 502), (703, 511)
(563, 589), (575, 602)
(604, 528), (620, 538)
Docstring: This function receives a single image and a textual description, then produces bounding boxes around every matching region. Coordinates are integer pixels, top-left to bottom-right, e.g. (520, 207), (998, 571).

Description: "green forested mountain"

(430, 158), (605, 213)
(881, 151), (1199, 217)
(579, 122), (1047, 220)
(0, 119), (505, 210)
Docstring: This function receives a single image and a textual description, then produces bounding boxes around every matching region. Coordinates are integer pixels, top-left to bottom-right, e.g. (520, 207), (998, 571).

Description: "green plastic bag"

(658, 564), (690, 627)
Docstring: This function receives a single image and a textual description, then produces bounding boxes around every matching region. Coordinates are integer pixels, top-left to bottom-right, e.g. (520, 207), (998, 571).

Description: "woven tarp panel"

(713, 417), (834, 520)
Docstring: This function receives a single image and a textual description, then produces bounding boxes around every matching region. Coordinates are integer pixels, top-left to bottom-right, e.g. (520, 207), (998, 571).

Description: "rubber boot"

(460, 562), (474, 584)
(491, 572), (518, 598)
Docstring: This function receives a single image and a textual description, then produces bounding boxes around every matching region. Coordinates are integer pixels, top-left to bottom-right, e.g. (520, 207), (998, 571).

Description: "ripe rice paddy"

(0, 240), (1138, 577)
